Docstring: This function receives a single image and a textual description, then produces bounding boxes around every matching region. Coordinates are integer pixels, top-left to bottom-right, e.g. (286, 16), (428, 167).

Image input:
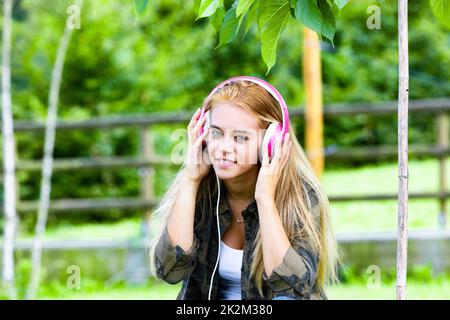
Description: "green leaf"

(237, 0), (258, 34)
(318, 0), (335, 45)
(293, 0), (335, 44)
(210, 4), (226, 32)
(334, 0), (348, 10)
(430, 0), (450, 30)
(257, 0), (268, 36)
(216, 5), (240, 48)
(237, 0), (257, 17)
(259, 0), (291, 74)
(294, 0), (323, 36)
(134, 0), (149, 16)
(197, 0), (224, 20)
(243, 0), (260, 35)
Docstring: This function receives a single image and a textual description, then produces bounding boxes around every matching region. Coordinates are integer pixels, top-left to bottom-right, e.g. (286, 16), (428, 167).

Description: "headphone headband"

(203, 76), (290, 137)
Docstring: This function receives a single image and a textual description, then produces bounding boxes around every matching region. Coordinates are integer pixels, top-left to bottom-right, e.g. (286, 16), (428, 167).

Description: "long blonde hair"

(149, 80), (340, 296)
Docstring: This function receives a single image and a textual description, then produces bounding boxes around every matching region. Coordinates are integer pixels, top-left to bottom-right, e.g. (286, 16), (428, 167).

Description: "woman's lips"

(215, 159), (235, 169)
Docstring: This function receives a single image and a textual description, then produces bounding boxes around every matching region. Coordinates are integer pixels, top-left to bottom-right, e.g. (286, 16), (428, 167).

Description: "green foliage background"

(0, 0), (449, 230)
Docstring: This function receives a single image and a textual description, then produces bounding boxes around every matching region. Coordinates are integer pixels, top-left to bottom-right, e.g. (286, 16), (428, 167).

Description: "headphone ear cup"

(259, 122), (282, 163)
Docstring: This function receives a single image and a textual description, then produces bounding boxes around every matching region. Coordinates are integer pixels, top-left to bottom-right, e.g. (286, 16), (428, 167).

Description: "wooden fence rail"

(3, 98), (449, 132)
(0, 98), (449, 226)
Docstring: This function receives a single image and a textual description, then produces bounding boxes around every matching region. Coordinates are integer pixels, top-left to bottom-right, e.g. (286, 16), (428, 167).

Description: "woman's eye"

(235, 136), (249, 143)
(211, 130), (221, 138)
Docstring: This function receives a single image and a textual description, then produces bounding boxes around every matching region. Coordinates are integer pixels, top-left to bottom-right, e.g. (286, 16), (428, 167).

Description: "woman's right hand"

(183, 108), (211, 184)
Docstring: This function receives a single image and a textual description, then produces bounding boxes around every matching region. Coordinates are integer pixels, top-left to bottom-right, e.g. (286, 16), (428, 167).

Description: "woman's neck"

(223, 165), (259, 203)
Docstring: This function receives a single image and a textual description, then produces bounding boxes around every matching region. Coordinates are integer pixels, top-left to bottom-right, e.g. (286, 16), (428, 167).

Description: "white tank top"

(218, 240), (243, 300)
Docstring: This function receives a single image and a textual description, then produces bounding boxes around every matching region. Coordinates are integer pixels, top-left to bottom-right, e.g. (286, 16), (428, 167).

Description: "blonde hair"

(149, 80), (341, 297)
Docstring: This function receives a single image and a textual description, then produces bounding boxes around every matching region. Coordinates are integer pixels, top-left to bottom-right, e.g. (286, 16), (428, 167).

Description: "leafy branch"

(195, 0), (347, 74)
(134, 0), (449, 74)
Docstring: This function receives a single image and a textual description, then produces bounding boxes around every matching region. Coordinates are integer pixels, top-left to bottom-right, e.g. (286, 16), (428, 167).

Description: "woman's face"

(206, 102), (264, 180)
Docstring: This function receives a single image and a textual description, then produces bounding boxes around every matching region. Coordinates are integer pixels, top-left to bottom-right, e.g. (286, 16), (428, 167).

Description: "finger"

(193, 127), (209, 147)
(187, 108), (201, 143)
(189, 114), (206, 143)
(275, 133), (289, 173)
(277, 134), (284, 157)
(281, 140), (291, 168)
(282, 133), (290, 155)
(198, 129), (211, 165)
(193, 115), (207, 140)
(188, 108), (201, 130)
(285, 133), (292, 152)
(192, 129), (208, 165)
(261, 143), (269, 167)
(283, 132), (290, 145)
(271, 135), (283, 166)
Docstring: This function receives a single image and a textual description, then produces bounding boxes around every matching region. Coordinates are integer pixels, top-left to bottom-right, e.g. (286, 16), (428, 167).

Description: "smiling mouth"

(216, 159), (237, 164)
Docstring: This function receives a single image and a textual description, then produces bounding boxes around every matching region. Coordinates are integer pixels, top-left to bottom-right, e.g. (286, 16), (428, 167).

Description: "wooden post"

(438, 113), (448, 228)
(396, 0), (409, 301)
(303, 28), (324, 178)
(139, 126), (155, 201)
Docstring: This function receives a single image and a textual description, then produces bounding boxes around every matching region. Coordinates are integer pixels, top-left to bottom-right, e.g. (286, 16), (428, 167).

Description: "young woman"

(149, 76), (340, 300)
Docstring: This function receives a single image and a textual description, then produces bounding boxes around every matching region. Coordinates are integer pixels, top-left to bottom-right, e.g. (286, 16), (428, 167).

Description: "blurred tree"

(1, 0), (18, 300)
(27, 0), (83, 300)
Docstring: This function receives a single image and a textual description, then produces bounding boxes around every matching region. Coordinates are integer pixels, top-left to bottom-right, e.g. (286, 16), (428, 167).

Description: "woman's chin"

(213, 162), (260, 179)
(213, 165), (237, 178)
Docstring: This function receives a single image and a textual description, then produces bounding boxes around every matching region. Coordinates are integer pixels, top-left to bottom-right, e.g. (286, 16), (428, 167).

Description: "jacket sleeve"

(262, 189), (322, 300)
(153, 224), (200, 284)
(262, 241), (319, 300)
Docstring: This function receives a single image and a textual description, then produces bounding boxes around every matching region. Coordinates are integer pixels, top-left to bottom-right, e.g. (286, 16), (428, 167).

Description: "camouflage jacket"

(153, 185), (327, 300)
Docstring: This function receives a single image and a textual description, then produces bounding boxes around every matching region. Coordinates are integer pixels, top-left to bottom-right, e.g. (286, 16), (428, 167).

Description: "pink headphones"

(197, 76), (290, 162)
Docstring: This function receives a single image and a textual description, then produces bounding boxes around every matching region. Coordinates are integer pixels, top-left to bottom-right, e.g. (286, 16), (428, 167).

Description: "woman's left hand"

(255, 132), (292, 203)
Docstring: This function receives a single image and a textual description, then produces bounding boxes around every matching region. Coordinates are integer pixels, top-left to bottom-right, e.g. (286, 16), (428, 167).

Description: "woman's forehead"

(211, 102), (260, 130)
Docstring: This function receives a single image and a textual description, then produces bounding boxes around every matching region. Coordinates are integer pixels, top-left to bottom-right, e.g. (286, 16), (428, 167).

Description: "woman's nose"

(217, 134), (234, 153)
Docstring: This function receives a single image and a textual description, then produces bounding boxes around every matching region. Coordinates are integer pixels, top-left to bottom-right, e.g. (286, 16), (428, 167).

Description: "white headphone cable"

(208, 174), (221, 300)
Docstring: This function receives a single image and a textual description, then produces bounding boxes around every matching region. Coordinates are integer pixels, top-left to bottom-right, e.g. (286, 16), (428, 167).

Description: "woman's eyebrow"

(210, 124), (223, 131)
(210, 125), (252, 135)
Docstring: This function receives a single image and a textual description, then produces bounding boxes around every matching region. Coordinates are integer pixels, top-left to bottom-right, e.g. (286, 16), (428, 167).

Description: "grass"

(27, 264), (450, 300)
(324, 158), (449, 196)
(36, 279), (180, 300)
(324, 158), (449, 232)
(326, 280), (450, 300)
(32, 277), (450, 300)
